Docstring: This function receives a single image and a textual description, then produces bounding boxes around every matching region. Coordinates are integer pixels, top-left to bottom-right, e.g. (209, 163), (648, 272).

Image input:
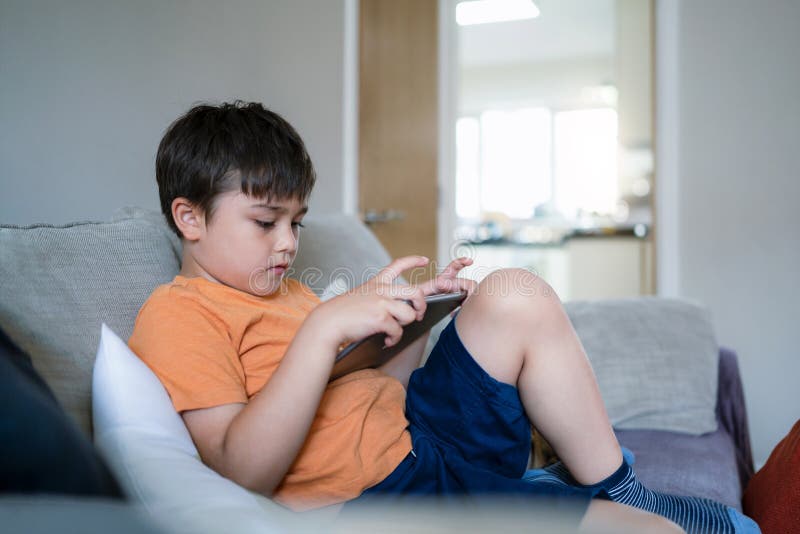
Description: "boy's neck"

(178, 244), (219, 284)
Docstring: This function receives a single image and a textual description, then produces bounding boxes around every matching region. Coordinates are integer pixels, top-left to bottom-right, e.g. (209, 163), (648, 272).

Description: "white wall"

(665, 0), (800, 466)
(0, 0), (347, 225)
(615, 0), (652, 148)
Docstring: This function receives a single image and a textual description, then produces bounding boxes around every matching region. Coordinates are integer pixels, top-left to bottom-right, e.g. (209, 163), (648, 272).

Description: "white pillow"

(92, 324), (305, 534)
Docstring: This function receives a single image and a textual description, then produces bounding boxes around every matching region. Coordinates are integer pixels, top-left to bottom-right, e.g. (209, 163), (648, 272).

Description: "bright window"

(455, 117), (481, 218)
(554, 108), (618, 218)
(455, 106), (618, 221)
(480, 108), (551, 218)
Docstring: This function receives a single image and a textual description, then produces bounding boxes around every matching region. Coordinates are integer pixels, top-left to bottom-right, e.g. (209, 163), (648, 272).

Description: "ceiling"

(458, 0), (615, 68)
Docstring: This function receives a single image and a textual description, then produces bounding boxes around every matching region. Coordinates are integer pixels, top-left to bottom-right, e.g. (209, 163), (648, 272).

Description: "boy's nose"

(275, 227), (297, 254)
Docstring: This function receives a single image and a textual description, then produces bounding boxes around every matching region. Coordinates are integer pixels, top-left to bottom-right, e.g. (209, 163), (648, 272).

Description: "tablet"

(330, 291), (467, 381)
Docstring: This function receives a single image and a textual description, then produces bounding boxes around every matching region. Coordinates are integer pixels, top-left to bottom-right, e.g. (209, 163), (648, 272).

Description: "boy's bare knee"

(473, 268), (560, 317)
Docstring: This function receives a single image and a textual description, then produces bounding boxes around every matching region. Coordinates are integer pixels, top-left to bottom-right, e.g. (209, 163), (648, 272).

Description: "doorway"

(354, 0), (656, 298)
(439, 0), (656, 300)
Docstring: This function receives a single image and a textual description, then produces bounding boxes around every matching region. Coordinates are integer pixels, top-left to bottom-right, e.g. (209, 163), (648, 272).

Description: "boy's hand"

(417, 257), (478, 298)
(309, 256), (430, 350)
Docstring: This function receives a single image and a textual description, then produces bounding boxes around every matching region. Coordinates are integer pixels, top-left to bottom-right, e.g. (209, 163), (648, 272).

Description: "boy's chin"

(247, 271), (286, 297)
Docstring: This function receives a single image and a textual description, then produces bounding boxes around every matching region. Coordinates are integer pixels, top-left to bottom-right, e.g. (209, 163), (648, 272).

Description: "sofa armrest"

(716, 347), (755, 491)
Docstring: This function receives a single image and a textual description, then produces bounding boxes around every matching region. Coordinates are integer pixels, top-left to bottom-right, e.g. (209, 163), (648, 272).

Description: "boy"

(129, 101), (757, 533)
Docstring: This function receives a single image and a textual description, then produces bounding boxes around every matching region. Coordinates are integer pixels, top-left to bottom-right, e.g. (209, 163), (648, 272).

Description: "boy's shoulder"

(132, 276), (218, 332)
(137, 276), (319, 322)
(130, 276), (320, 352)
(137, 275), (212, 312)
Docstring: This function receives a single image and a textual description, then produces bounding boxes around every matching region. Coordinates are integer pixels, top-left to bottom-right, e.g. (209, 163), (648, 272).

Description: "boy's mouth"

(268, 262), (289, 274)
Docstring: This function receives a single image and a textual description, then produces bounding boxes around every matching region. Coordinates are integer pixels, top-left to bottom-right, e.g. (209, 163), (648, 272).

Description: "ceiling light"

(456, 0), (540, 26)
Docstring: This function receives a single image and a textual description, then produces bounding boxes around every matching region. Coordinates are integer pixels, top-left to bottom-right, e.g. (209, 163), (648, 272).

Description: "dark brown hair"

(156, 101), (316, 237)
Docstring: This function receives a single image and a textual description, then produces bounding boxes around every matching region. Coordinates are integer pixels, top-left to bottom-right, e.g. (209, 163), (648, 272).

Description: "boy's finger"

(382, 316), (404, 347)
(392, 285), (427, 320)
(435, 277), (457, 293)
(442, 257), (472, 276)
(376, 256), (429, 284)
(415, 279), (437, 297)
(435, 277), (474, 296)
(387, 298), (417, 326)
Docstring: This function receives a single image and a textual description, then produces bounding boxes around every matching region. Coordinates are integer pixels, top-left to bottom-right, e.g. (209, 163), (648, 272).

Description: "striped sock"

(601, 461), (738, 533)
(524, 455), (760, 534)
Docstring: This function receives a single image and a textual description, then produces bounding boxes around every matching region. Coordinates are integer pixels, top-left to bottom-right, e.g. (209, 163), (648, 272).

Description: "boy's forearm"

(217, 313), (337, 495)
(222, 328), (427, 495)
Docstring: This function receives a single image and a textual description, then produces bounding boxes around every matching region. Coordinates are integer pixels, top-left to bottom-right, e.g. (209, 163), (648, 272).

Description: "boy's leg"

(454, 268), (621, 485)
(453, 269), (759, 534)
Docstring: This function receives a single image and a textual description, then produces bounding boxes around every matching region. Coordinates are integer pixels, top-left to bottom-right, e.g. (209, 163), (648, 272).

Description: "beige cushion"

(0, 207), (181, 435)
(565, 297), (719, 435)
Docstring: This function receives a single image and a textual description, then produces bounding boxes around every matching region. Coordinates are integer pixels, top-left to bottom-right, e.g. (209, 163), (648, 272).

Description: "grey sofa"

(614, 349), (753, 509)
(0, 207), (754, 531)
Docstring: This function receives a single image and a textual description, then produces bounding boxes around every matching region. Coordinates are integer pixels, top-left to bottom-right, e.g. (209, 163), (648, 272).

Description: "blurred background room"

(450, 0), (654, 301)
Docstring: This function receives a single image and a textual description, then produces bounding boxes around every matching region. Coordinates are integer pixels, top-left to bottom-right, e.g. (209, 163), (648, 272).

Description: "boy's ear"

(171, 197), (205, 241)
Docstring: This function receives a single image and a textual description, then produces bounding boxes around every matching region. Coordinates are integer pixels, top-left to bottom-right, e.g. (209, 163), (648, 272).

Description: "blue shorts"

(352, 317), (592, 516)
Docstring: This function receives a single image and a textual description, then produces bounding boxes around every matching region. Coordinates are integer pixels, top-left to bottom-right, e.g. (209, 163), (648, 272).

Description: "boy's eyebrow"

(250, 203), (308, 216)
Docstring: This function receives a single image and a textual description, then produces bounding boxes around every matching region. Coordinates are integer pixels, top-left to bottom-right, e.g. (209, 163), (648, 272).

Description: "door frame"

(437, 0), (459, 270)
(342, 0), (359, 216)
(654, 0), (680, 297)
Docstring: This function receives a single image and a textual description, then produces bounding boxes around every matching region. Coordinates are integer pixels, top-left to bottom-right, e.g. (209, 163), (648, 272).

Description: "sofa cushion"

(0, 207), (181, 435)
(564, 297), (719, 435)
(615, 426), (742, 510)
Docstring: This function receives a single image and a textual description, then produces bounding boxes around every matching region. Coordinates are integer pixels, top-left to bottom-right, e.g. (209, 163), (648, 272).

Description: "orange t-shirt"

(128, 275), (412, 511)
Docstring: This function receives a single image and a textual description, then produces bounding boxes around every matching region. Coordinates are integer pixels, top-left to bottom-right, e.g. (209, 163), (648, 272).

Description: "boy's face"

(183, 190), (307, 296)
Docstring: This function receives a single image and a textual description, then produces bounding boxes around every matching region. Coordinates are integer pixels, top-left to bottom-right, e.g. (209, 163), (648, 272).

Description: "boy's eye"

(254, 220), (304, 230)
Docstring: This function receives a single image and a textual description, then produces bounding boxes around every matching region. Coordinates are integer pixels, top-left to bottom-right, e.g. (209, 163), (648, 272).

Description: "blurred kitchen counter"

(455, 226), (653, 301)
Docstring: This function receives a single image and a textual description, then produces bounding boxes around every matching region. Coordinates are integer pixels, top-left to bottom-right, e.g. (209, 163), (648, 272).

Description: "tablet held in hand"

(330, 291), (467, 381)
